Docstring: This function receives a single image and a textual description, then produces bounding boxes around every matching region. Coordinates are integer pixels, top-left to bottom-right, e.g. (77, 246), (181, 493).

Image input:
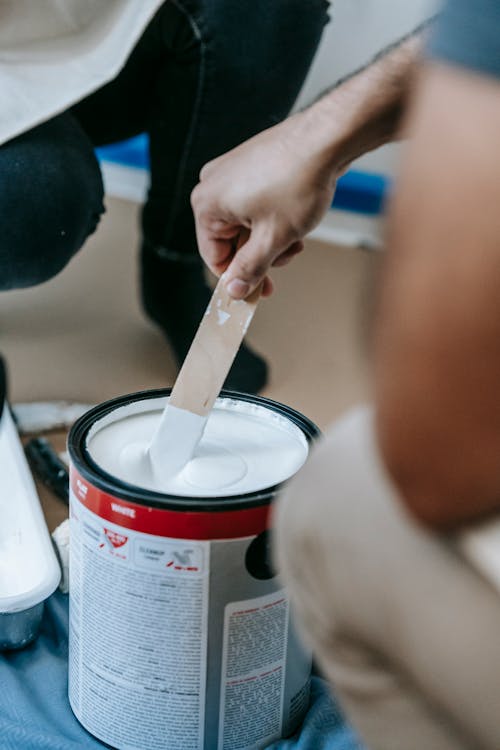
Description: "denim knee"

(180, 0), (330, 128)
(0, 114), (105, 290)
(147, 0), (330, 252)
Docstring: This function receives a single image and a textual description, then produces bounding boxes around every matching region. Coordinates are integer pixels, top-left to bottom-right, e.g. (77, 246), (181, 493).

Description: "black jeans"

(0, 0), (330, 291)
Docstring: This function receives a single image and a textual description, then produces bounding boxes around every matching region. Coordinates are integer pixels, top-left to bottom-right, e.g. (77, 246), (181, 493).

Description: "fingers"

(271, 241), (304, 268)
(192, 187), (241, 275)
(262, 276), (274, 297)
(194, 218), (235, 275)
(224, 229), (306, 299)
(192, 167), (304, 300)
(223, 224), (284, 299)
(194, 207), (303, 300)
(227, 240), (304, 299)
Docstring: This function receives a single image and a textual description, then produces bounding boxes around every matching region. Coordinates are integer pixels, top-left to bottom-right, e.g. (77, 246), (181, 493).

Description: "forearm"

(303, 25), (429, 176)
(192, 21), (433, 297)
(374, 64), (500, 530)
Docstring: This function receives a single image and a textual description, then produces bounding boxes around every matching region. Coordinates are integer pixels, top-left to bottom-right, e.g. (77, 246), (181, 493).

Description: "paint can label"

(69, 489), (210, 750)
(218, 593), (289, 749)
(68, 471), (309, 750)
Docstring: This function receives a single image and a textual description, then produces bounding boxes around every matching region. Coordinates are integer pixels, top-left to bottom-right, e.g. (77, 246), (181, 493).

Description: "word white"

(111, 502), (136, 519)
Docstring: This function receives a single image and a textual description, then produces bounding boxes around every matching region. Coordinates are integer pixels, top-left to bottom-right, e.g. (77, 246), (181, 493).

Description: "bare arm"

(374, 63), (500, 530)
(311, 27), (425, 173)
(191, 29), (426, 299)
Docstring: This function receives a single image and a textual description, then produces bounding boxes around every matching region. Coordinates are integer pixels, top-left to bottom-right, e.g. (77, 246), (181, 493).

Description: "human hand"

(191, 109), (338, 299)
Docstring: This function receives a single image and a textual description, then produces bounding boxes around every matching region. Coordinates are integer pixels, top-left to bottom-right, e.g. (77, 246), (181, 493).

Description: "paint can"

(68, 389), (319, 750)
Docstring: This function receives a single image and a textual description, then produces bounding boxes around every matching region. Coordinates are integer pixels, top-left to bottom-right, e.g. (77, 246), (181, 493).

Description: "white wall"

(296, 0), (439, 175)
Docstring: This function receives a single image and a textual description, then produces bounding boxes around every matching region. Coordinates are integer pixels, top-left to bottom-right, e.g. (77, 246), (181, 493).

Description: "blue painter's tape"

(96, 133), (150, 170)
(96, 134), (390, 216)
(333, 170), (390, 216)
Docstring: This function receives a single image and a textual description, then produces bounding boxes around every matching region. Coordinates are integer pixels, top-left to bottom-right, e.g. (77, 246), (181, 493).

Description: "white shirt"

(0, 0), (163, 145)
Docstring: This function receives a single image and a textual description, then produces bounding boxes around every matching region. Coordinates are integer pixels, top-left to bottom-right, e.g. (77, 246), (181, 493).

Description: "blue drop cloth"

(0, 592), (364, 750)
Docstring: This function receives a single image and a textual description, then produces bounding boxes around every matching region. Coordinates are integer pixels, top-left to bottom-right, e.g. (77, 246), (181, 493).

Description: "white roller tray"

(0, 408), (60, 649)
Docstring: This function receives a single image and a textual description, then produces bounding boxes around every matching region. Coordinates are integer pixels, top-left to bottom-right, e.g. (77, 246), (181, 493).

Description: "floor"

(0, 197), (374, 750)
(0, 196), (377, 435)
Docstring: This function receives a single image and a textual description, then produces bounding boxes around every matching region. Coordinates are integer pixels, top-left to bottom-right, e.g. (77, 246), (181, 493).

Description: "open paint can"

(68, 389), (319, 750)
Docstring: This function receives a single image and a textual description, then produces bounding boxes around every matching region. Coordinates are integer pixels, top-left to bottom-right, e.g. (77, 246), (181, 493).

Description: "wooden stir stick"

(148, 241), (262, 480)
(166, 276), (261, 416)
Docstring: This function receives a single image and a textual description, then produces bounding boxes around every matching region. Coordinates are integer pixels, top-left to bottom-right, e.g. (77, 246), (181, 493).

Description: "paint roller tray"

(0, 407), (61, 650)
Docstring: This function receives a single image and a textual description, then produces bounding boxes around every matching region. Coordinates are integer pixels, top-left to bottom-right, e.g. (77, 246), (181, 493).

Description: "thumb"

(224, 225), (281, 300)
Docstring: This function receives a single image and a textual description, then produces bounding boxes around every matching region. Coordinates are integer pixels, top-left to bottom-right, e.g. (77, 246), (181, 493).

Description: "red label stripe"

(70, 469), (270, 540)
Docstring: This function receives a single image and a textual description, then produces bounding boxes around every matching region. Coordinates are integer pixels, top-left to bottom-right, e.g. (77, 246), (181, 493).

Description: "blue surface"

(96, 134), (150, 170)
(0, 591), (364, 749)
(96, 134), (389, 216)
(334, 170), (389, 216)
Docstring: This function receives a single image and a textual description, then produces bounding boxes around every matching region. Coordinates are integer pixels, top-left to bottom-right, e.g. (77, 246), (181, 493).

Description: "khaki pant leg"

(275, 408), (500, 750)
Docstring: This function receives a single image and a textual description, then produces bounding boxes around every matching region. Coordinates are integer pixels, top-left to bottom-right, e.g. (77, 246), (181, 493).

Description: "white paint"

(87, 397), (309, 497)
(148, 404), (207, 483)
(0, 409), (60, 608)
(241, 311), (254, 336)
(12, 401), (94, 434)
(184, 444), (247, 491)
(52, 519), (70, 594)
(217, 310), (231, 326)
